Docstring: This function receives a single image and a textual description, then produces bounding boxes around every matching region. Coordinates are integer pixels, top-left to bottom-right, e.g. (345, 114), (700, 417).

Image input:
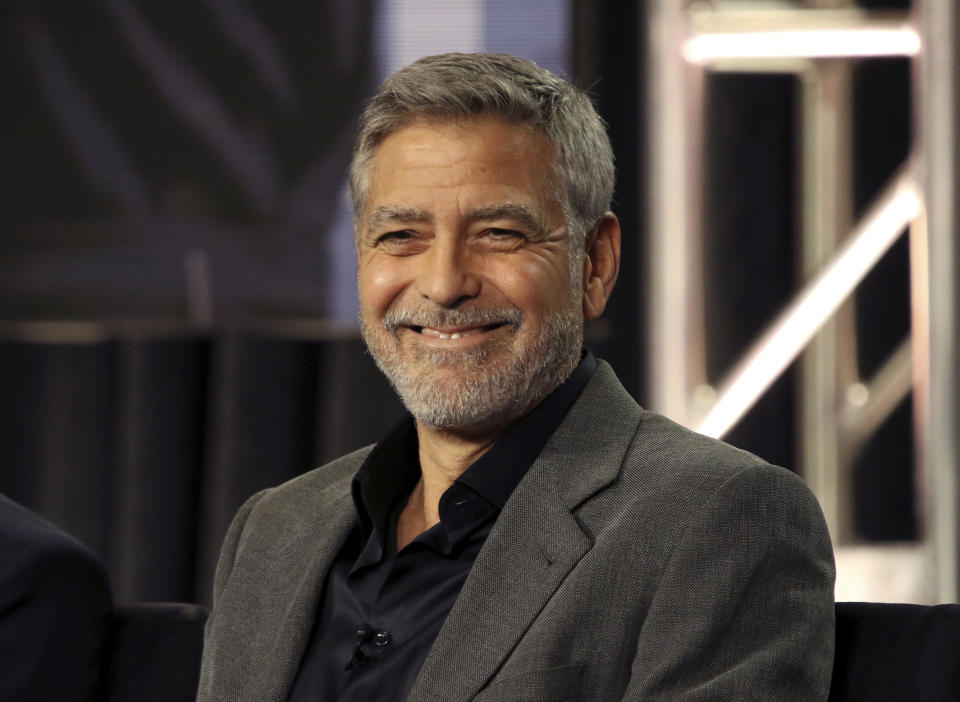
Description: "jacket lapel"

(408, 363), (643, 700)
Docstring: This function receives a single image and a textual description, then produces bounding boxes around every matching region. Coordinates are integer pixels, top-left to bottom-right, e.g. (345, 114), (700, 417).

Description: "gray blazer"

(197, 362), (835, 701)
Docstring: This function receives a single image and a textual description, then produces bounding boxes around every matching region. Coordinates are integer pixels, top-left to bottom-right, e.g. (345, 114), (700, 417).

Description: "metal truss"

(646, 0), (958, 602)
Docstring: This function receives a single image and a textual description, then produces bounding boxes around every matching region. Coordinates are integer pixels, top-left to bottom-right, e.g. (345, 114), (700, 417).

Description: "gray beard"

(361, 305), (584, 429)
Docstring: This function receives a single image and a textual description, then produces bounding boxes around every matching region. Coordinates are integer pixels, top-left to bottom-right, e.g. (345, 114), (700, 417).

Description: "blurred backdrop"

(1, 0), (944, 608)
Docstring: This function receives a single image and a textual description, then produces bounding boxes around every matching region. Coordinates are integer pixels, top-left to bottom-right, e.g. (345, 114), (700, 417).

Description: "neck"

(395, 418), (508, 550)
(418, 421), (505, 492)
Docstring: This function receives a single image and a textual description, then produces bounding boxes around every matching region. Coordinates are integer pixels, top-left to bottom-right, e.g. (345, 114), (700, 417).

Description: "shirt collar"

(455, 349), (597, 509)
(351, 416), (419, 544)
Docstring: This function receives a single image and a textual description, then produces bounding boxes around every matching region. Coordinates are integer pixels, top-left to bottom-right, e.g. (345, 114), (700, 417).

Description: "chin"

(401, 383), (523, 429)
(391, 369), (522, 429)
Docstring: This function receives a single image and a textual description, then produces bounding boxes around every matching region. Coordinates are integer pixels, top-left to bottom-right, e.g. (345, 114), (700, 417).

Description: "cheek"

(358, 259), (409, 316)
(489, 257), (573, 312)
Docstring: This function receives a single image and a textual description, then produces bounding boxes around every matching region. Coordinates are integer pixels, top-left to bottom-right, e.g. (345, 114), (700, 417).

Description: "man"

(0, 493), (113, 700)
(198, 53), (835, 701)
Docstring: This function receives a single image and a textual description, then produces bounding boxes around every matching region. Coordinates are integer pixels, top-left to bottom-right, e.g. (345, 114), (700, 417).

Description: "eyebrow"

(466, 204), (550, 238)
(366, 206), (432, 231)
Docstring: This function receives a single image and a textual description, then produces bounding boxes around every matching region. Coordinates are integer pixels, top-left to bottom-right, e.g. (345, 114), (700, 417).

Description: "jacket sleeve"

(623, 464), (836, 701)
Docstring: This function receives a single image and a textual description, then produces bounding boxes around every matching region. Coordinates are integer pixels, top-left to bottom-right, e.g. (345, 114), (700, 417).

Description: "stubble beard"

(361, 304), (584, 430)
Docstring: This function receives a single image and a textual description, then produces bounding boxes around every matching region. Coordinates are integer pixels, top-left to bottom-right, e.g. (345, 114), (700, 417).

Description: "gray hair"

(349, 53), (615, 250)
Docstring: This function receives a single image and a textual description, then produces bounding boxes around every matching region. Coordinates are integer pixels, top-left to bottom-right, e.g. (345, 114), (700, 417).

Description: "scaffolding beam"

(646, 0), (958, 601)
(915, 0), (959, 603)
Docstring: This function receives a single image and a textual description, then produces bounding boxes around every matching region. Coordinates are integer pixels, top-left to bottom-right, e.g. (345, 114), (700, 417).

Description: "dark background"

(0, 0), (915, 606)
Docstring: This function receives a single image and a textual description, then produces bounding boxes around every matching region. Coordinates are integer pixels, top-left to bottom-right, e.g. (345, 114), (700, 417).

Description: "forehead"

(363, 117), (559, 215)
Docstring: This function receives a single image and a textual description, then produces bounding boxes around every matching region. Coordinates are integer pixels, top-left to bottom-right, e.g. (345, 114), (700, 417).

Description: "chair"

(104, 602), (209, 702)
(830, 601), (960, 701)
(101, 599), (960, 700)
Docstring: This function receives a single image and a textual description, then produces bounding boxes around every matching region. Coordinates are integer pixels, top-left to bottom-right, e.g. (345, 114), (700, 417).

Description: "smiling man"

(198, 54), (835, 702)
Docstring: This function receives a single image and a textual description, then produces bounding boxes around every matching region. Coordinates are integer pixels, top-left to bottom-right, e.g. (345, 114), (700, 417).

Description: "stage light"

(683, 27), (920, 63)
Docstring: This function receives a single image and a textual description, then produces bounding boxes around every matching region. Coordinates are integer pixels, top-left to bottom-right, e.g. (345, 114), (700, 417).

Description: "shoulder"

(0, 494), (111, 605)
(620, 408), (819, 520)
(220, 445), (373, 551)
(571, 366), (825, 547)
(577, 361), (801, 500)
(0, 495), (112, 701)
(592, 409), (832, 586)
(630, 408), (781, 481)
(254, 444), (372, 514)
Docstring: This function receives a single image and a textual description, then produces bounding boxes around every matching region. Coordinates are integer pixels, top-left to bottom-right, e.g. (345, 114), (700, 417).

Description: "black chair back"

(831, 601), (960, 701)
(105, 602), (208, 702)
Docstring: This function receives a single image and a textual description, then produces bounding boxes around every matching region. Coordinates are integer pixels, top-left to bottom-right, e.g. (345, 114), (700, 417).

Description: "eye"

(479, 228), (526, 249)
(486, 228), (523, 238)
(373, 230), (425, 254)
(376, 230), (414, 244)
(481, 227), (527, 247)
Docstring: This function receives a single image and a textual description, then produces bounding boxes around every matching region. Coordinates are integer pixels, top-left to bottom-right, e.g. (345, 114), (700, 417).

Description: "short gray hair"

(349, 53), (614, 248)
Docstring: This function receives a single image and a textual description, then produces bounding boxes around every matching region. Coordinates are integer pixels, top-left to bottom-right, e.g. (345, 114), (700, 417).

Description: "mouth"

(408, 323), (506, 340)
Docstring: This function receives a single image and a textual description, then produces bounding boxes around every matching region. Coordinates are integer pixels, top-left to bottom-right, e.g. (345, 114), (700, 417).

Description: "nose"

(416, 237), (480, 307)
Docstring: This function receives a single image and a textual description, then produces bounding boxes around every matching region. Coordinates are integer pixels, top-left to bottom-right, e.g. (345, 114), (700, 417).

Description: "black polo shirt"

(287, 351), (598, 702)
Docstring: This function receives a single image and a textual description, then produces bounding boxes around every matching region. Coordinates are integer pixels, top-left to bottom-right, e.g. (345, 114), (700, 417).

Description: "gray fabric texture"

(197, 361), (835, 701)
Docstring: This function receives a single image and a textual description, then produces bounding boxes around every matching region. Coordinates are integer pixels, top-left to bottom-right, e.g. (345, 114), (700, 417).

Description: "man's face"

(356, 117), (584, 431)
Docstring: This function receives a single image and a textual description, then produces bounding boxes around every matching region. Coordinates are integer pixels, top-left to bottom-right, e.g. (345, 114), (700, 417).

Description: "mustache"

(382, 306), (522, 332)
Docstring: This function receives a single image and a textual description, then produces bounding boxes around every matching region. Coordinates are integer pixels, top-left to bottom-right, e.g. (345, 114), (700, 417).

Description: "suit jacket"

(0, 493), (114, 701)
(197, 362), (835, 701)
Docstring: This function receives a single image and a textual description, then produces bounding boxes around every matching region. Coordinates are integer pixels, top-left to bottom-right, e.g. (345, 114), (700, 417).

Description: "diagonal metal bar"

(697, 166), (919, 439)
(840, 337), (912, 449)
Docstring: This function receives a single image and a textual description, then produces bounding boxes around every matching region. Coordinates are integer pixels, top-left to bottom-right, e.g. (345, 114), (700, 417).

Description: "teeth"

(421, 327), (482, 340)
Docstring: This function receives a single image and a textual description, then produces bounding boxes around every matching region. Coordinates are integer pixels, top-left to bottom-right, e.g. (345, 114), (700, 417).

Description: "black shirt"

(287, 352), (598, 702)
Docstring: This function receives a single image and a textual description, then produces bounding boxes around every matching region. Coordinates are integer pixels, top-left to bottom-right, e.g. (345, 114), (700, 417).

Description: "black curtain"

(572, 0), (645, 402)
(0, 332), (404, 606)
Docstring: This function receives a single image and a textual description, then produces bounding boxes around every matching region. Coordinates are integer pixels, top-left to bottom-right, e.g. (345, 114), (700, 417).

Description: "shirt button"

(374, 630), (392, 646)
(355, 624), (372, 644)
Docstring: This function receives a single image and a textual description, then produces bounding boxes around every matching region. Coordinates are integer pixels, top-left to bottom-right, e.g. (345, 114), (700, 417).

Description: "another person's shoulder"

(0, 494), (113, 702)
(0, 493), (110, 598)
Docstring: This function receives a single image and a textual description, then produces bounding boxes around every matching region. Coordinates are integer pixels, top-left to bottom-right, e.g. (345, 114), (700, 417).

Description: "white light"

(696, 173), (920, 439)
(846, 382), (870, 408)
(683, 28), (921, 63)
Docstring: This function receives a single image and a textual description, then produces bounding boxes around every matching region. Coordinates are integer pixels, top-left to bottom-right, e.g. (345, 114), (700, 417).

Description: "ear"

(581, 212), (621, 320)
